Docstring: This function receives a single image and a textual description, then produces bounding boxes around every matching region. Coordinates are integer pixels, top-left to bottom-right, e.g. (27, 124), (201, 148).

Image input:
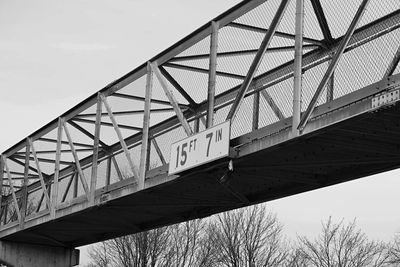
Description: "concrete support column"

(0, 241), (79, 267)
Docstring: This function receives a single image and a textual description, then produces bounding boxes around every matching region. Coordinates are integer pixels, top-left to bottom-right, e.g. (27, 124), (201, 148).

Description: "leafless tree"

(388, 235), (400, 265)
(283, 247), (309, 267)
(295, 217), (392, 267)
(87, 242), (111, 267)
(159, 220), (207, 267)
(209, 205), (288, 267)
(87, 226), (170, 267)
(87, 205), (289, 267)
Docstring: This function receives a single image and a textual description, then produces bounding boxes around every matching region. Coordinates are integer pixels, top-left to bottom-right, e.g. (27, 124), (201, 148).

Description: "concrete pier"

(0, 241), (79, 267)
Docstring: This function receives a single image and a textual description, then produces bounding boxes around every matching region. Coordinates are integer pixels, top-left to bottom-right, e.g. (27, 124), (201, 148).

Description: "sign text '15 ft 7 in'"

(168, 121), (231, 175)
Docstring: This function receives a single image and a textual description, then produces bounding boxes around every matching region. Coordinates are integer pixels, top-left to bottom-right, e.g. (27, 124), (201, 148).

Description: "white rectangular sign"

(168, 120), (231, 175)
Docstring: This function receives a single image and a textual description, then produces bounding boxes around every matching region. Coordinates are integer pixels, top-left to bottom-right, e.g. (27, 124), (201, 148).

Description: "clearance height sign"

(168, 121), (231, 175)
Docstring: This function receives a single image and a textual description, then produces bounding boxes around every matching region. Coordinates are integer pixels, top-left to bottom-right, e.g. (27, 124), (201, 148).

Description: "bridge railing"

(0, 0), (399, 231)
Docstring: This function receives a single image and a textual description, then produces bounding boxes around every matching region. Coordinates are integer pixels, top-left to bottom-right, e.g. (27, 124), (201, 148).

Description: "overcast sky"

(1, 0), (399, 265)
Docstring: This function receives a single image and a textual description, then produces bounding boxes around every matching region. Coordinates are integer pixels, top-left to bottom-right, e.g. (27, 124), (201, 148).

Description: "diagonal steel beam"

(151, 137), (166, 166)
(68, 120), (108, 148)
(158, 66), (197, 107)
(151, 62), (194, 136)
(226, 0), (290, 121)
(298, 0), (371, 131)
(8, 157), (45, 176)
(111, 157), (124, 181)
(2, 157), (22, 224)
(310, 0), (333, 42)
(63, 121), (90, 198)
(61, 173), (75, 203)
(35, 183), (49, 212)
(384, 44), (400, 78)
(28, 138), (52, 212)
(260, 90), (285, 120)
(101, 94), (140, 180)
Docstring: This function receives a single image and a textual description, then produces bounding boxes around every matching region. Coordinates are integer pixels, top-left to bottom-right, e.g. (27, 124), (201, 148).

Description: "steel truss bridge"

(0, 0), (399, 265)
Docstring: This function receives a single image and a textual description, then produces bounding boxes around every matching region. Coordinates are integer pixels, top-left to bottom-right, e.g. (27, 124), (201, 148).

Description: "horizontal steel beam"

(228, 22), (325, 47)
(72, 118), (142, 131)
(164, 62), (246, 80)
(75, 108), (174, 118)
(112, 93), (189, 109)
(169, 45), (318, 62)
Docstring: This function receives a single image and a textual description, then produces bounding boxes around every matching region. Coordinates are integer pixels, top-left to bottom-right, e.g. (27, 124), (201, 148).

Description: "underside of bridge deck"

(2, 101), (399, 248)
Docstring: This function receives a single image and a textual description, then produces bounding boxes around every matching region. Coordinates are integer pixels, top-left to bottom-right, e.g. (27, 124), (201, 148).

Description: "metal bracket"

(218, 160), (250, 205)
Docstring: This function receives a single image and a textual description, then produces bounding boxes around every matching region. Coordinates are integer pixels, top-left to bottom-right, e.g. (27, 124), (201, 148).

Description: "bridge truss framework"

(0, 0), (399, 250)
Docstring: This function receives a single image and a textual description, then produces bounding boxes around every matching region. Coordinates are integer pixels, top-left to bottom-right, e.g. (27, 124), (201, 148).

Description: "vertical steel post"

(207, 21), (219, 129)
(252, 91), (260, 130)
(139, 62), (153, 190)
(292, 0), (304, 137)
(90, 94), (102, 205)
(20, 140), (30, 226)
(226, 0), (290, 122)
(73, 172), (78, 198)
(0, 155), (4, 228)
(51, 118), (63, 218)
(194, 118), (200, 133)
(298, 0), (370, 130)
(3, 203), (8, 225)
(105, 158), (112, 186)
(326, 71), (334, 102)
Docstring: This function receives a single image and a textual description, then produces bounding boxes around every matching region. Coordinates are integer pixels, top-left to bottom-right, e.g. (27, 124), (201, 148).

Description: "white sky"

(0, 0), (399, 265)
